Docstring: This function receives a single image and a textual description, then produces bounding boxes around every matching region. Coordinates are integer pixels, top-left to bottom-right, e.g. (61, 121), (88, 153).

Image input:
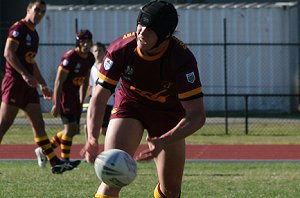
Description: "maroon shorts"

(110, 96), (185, 138)
(1, 75), (39, 109)
(60, 91), (82, 117)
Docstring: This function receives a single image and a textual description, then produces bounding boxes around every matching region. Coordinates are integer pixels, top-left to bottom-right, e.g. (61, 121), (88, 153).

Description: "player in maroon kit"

(0, 0), (80, 174)
(81, 1), (206, 198)
(35, 29), (95, 166)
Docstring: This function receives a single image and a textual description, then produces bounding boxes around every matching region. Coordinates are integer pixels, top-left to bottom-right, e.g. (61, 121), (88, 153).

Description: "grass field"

(2, 112), (300, 197)
(1, 161), (300, 197)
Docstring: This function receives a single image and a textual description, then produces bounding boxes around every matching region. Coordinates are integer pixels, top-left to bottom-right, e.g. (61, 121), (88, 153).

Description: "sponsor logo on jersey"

(122, 32), (135, 39)
(12, 31), (19, 38)
(104, 57), (113, 70)
(186, 72), (195, 83)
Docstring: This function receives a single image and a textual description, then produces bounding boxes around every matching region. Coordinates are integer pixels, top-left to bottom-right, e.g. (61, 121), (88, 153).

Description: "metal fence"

(1, 42), (300, 136)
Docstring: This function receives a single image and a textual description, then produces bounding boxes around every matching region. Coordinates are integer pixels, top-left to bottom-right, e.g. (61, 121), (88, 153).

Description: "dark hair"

(94, 42), (106, 52)
(27, 0), (46, 9)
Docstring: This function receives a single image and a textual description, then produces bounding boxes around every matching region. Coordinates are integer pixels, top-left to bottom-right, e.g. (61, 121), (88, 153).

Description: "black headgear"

(137, 0), (178, 45)
(76, 29), (93, 45)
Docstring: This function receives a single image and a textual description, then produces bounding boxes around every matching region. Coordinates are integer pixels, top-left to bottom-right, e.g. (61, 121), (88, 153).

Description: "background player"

(0, 0), (80, 174)
(35, 29), (95, 166)
(83, 42), (116, 140)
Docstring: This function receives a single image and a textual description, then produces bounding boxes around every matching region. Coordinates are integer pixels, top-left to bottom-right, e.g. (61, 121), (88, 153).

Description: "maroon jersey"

(58, 49), (95, 115)
(99, 32), (203, 112)
(5, 19), (39, 78)
(1, 19), (40, 109)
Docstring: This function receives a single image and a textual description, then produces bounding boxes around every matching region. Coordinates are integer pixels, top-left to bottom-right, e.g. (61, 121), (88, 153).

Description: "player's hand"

(51, 105), (60, 117)
(22, 74), (37, 87)
(135, 137), (164, 161)
(80, 141), (99, 164)
(40, 86), (52, 100)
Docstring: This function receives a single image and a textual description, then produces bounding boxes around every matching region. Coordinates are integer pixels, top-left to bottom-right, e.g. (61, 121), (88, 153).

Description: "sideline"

(2, 144), (300, 161)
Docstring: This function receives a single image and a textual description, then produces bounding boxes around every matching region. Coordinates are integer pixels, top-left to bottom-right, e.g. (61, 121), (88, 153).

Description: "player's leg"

(153, 139), (185, 198)
(50, 130), (63, 148)
(24, 103), (60, 166)
(95, 118), (144, 198)
(60, 121), (78, 160)
(100, 105), (113, 136)
(0, 102), (19, 143)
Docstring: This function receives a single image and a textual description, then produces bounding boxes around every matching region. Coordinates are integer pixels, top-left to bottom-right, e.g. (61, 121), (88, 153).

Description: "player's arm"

(87, 83), (111, 144)
(51, 67), (68, 117)
(80, 69), (91, 104)
(161, 97), (206, 142)
(3, 39), (36, 87)
(32, 63), (52, 99)
(83, 83), (111, 163)
(137, 97), (206, 161)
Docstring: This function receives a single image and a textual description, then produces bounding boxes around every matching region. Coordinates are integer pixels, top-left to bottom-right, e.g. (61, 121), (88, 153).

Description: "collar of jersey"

(75, 48), (88, 58)
(21, 19), (35, 31)
(136, 40), (169, 61)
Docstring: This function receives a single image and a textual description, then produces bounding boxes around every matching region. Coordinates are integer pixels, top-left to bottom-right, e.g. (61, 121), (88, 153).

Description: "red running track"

(2, 144), (300, 161)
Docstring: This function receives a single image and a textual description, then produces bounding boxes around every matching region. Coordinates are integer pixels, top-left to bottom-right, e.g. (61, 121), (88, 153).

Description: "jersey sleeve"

(176, 55), (203, 101)
(7, 22), (24, 45)
(58, 51), (75, 73)
(97, 52), (121, 92)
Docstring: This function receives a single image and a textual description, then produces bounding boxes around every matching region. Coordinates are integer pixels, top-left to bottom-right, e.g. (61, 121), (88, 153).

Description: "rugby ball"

(94, 149), (137, 188)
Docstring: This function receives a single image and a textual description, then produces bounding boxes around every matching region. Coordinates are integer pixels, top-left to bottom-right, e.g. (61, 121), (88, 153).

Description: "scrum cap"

(137, 0), (178, 44)
(76, 29), (93, 41)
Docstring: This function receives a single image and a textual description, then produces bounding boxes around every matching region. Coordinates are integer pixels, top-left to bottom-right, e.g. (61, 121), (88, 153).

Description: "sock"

(60, 134), (73, 160)
(50, 131), (63, 148)
(95, 194), (118, 198)
(154, 183), (167, 198)
(153, 183), (181, 198)
(34, 135), (60, 167)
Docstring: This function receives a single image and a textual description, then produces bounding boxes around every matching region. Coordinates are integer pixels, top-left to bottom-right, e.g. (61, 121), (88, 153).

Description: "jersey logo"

(186, 72), (195, 83)
(25, 51), (36, 64)
(104, 57), (113, 70)
(73, 77), (85, 86)
(122, 65), (133, 81)
(26, 34), (32, 46)
(74, 63), (81, 73)
(12, 31), (19, 38)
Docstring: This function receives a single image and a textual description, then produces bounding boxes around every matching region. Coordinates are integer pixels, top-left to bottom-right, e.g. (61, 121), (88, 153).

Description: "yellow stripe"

(34, 135), (49, 142)
(47, 152), (56, 160)
(58, 66), (69, 73)
(95, 194), (118, 198)
(136, 43), (169, 61)
(98, 72), (118, 86)
(62, 134), (72, 141)
(7, 37), (19, 45)
(61, 153), (70, 158)
(178, 87), (202, 99)
(153, 183), (164, 198)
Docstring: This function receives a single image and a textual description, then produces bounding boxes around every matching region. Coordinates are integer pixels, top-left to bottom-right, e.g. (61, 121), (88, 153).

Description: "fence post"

(245, 95), (249, 135)
(223, 18), (228, 135)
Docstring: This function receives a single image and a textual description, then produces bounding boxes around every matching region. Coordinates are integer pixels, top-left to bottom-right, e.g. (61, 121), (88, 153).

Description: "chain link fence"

(1, 41), (300, 136)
